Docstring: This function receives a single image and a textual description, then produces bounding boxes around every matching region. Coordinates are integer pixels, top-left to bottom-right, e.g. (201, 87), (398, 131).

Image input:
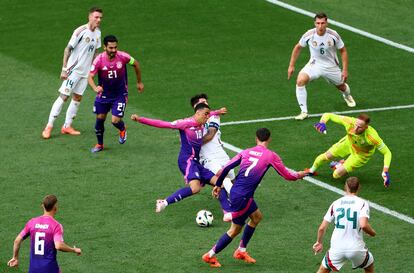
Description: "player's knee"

(59, 94), (69, 102)
(296, 73), (309, 86)
(72, 94), (83, 102)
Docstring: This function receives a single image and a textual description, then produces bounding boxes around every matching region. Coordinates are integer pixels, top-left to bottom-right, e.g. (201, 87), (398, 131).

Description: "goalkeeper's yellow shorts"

(328, 137), (368, 173)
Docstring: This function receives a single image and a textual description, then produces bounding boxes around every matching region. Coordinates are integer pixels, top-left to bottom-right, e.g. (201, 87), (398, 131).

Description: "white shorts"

(300, 62), (343, 86)
(58, 72), (88, 96)
(321, 249), (374, 271)
(201, 157), (236, 181)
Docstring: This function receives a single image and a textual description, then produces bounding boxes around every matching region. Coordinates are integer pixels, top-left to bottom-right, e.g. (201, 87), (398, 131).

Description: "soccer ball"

(196, 210), (214, 227)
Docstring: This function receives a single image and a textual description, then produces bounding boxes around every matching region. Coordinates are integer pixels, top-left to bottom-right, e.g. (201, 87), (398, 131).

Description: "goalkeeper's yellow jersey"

(321, 113), (391, 166)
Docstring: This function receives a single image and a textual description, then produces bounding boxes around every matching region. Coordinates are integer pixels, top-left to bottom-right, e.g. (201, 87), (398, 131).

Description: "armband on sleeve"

(128, 57), (135, 65)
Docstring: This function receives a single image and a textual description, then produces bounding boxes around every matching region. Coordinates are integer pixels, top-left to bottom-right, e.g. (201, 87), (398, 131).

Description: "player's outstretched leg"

(155, 199), (168, 213)
(340, 83), (356, 107)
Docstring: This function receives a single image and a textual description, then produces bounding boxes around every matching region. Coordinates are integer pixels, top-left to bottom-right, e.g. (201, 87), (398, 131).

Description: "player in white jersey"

(42, 7), (103, 139)
(190, 94), (235, 181)
(313, 177), (376, 273)
(288, 12), (356, 120)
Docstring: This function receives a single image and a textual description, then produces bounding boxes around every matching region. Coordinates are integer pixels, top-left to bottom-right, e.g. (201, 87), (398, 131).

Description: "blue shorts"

(227, 197), (258, 226)
(178, 159), (215, 185)
(94, 96), (127, 117)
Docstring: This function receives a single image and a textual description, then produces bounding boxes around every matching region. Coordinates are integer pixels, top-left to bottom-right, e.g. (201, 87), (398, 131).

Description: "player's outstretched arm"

(8, 235), (23, 267)
(314, 122), (327, 134)
(55, 241), (82, 255)
(377, 144), (392, 187)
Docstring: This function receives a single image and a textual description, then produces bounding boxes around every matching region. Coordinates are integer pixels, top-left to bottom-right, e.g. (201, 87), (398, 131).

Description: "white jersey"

(299, 27), (344, 68)
(324, 195), (370, 252)
(200, 115), (229, 161)
(66, 24), (101, 77)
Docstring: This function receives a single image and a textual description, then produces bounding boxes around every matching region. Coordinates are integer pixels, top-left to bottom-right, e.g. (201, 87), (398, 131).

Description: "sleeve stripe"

(367, 134), (380, 145)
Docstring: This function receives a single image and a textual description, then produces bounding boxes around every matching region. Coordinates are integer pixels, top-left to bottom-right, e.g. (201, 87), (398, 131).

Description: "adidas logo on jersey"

(102, 66), (108, 70)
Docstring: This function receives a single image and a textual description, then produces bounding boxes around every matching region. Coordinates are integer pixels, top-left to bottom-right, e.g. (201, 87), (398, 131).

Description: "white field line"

(222, 142), (414, 225)
(265, 0), (414, 54)
(221, 104), (414, 126)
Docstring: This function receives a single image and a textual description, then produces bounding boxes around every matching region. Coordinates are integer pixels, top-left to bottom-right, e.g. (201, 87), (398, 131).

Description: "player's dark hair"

(42, 195), (58, 212)
(314, 12), (328, 21)
(357, 113), (370, 124)
(346, 177), (360, 193)
(256, 128), (271, 142)
(190, 93), (209, 107)
(194, 102), (210, 112)
(104, 35), (118, 46)
(89, 6), (103, 14)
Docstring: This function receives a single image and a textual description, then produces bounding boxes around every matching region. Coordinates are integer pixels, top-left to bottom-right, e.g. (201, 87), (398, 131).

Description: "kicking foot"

(155, 199), (167, 213)
(42, 125), (53, 139)
(61, 126), (81, 135)
(343, 94), (356, 107)
(233, 249), (256, 264)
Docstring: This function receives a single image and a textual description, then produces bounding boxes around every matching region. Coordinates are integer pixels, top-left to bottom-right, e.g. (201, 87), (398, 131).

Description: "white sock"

(296, 85), (308, 113)
(342, 83), (351, 96)
(238, 247), (247, 252)
(64, 100), (80, 128)
(47, 96), (65, 127)
(223, 178), (233, 194)
(208, 249), (216, 258)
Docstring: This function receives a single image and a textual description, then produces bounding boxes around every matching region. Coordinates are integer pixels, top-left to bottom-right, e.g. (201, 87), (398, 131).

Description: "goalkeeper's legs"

(310, 152), (333, 173)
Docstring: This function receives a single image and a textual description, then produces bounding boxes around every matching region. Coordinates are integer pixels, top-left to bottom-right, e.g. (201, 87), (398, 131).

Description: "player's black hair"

(314, 12), (328, 21)
(42, 195), (58, 212)
(104, 35), (118, 46)
(190, 93), (209, 107)
(89, 6), (103, 14)
(194, 102), (210, 112)
(256, 128), (271, 142)
(346, 177), (360, 193)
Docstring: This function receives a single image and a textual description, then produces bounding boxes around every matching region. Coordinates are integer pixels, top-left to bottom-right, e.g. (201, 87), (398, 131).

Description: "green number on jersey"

(320, 48), (325, 55)
(336, 207), (357, 229)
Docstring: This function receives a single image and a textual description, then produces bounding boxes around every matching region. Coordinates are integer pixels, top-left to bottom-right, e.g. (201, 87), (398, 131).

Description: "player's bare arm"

(131, 114), (140, 121)
(203, 127), (218, 144)
(60, 45), (73, 80)
(7, 235), (23, 267)
(359, 217), (376, 237)
(88, 74), (103, 93)
(313, 220), (329, 254)
(132, 59), (144, 92)
(55, 241), (82, 255)
(288, 43), (303, 80)
(339, 46), (348, 82)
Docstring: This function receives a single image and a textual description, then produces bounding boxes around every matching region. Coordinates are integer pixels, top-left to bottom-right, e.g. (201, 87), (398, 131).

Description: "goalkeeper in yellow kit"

(307, 113), (392, 187)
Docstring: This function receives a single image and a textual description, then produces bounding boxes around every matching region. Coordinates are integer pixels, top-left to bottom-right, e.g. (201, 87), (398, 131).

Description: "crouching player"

(202, 128), (306, 267)
(306, 113), (392, 187)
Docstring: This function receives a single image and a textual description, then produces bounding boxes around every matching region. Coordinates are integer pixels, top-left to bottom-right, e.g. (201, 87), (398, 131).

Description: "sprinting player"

(42, 7), (103, 138)
(88, 35), (144, 153)
(202, 128), (306, 267)
(8, 195), (82, 272)
(307, 113), (392, 187)
(287, 12), (355, 120)
(313, 177), (376, 273)
(131, 103), (222, 213)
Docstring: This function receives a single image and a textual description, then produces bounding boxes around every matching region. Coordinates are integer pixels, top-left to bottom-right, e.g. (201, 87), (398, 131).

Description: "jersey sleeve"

(323, 203), (335, 223)
(208, 115), (220, 130)
(53, 224), (64, 243)
(89, 55), (101, 76)
(138, 117), (196, 130)
(360, 201), (370, 219)
(298, 29), (313, 47)
(366, 128), (392, 168)
(216, 153), (242, 187)
(19, 219), (32, 240)
(270, 152), (299, 181)
(320, 113), (354, 130)
(68, 26), (86, 48)
(119, 51), (132, 65)
(332, 30), (345, 49)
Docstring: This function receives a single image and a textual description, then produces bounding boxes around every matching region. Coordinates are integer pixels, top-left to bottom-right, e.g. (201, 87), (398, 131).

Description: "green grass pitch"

(0, 1), (413, 272)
